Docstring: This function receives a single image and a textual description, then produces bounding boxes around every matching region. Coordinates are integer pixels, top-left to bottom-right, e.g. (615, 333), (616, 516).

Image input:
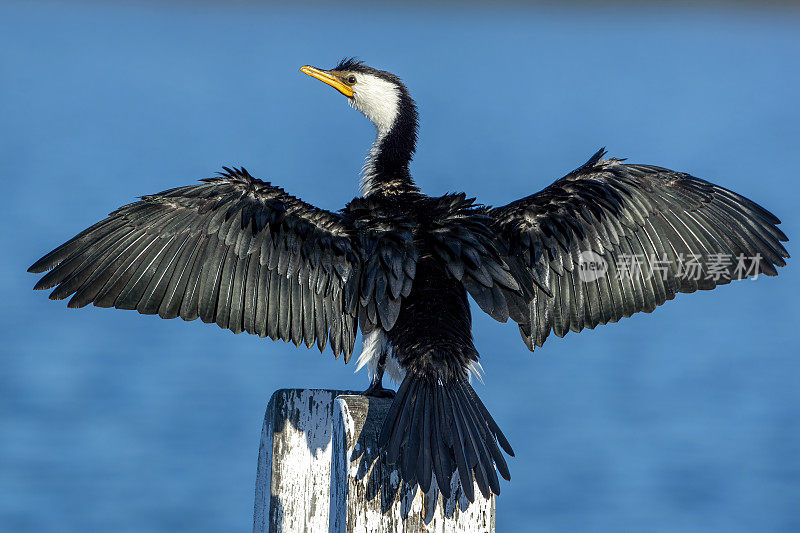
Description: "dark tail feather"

(378, 374), (513, 502)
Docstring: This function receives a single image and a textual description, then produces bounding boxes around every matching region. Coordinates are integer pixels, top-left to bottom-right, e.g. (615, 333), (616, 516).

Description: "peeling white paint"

(254, 389), (356, 533)
(254, 389), (494, 533)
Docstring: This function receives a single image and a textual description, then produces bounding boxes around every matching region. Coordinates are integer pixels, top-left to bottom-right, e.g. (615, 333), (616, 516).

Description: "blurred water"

(1, 1), (799, 531)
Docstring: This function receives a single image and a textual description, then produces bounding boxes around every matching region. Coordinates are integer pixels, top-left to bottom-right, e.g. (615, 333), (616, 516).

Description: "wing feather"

(489, 150), (789, 350)
(29, 168), (360, 359)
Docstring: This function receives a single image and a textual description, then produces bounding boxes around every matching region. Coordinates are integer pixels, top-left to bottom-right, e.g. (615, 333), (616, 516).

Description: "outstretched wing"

(488, 149), (789, 350)
(29, 168), (360, 360)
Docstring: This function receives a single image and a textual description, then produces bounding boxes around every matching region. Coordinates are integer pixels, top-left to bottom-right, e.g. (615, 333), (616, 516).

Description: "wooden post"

(253, 389), (355, 533)
(254, 389), (495, 533)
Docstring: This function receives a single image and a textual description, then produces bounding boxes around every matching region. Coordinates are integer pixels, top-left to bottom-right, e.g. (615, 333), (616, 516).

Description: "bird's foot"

(362, 382), (396, 399)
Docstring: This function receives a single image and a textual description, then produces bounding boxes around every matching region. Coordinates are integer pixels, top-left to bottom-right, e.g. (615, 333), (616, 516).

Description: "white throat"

(349, 73), (401, 195)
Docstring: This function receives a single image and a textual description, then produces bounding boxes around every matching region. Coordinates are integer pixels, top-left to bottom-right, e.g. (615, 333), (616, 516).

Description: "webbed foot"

(362, 383), (396, 399)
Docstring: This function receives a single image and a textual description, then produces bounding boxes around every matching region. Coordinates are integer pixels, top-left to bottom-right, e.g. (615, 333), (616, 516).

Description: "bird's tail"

(378, 374), (514, 501)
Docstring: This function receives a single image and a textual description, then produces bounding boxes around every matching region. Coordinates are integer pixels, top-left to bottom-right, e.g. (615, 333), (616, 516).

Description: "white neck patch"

(350, 73), (401, 137)
(349, 73), (401, 195)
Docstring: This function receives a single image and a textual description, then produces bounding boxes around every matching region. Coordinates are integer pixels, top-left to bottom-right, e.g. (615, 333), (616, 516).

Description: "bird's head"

(300, 58), (413, 138)
(300, 58), (419, 194)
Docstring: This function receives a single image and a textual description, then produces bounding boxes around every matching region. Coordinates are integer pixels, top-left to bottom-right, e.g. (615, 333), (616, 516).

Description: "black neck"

(364, 91), (419, 195)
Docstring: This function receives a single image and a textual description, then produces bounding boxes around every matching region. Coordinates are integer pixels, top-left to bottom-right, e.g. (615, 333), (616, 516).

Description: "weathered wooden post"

(254, 389), (495, 533)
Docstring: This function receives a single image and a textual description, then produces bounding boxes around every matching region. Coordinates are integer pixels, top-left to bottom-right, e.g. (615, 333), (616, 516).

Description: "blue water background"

(2, 1), (799, 531)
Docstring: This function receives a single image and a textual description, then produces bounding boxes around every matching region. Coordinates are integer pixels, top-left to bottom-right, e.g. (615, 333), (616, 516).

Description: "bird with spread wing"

(29, 58), (789, 503)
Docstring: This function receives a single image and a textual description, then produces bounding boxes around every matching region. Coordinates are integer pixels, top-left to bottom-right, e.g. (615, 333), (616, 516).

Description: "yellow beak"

(300, 65), (354, 98)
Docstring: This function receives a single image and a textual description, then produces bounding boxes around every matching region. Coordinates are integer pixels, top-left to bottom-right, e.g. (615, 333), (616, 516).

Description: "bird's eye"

(347, 75), (357, 85)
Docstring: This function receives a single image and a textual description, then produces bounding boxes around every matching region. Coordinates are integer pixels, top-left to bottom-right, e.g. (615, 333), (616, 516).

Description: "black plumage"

(489, 149), (789, 350)
(29, 60), (789, 507)
(30, 169), (360, 361)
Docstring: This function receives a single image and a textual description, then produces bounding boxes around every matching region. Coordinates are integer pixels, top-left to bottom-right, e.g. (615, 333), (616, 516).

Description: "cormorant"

(28, 58), (789, 503)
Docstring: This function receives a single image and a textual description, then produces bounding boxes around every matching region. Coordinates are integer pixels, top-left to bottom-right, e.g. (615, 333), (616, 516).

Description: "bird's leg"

(362, 347), (395, 398)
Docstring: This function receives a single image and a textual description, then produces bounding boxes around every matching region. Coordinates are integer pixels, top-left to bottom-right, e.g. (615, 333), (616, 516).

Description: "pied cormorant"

(29, 58), (789, 503)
